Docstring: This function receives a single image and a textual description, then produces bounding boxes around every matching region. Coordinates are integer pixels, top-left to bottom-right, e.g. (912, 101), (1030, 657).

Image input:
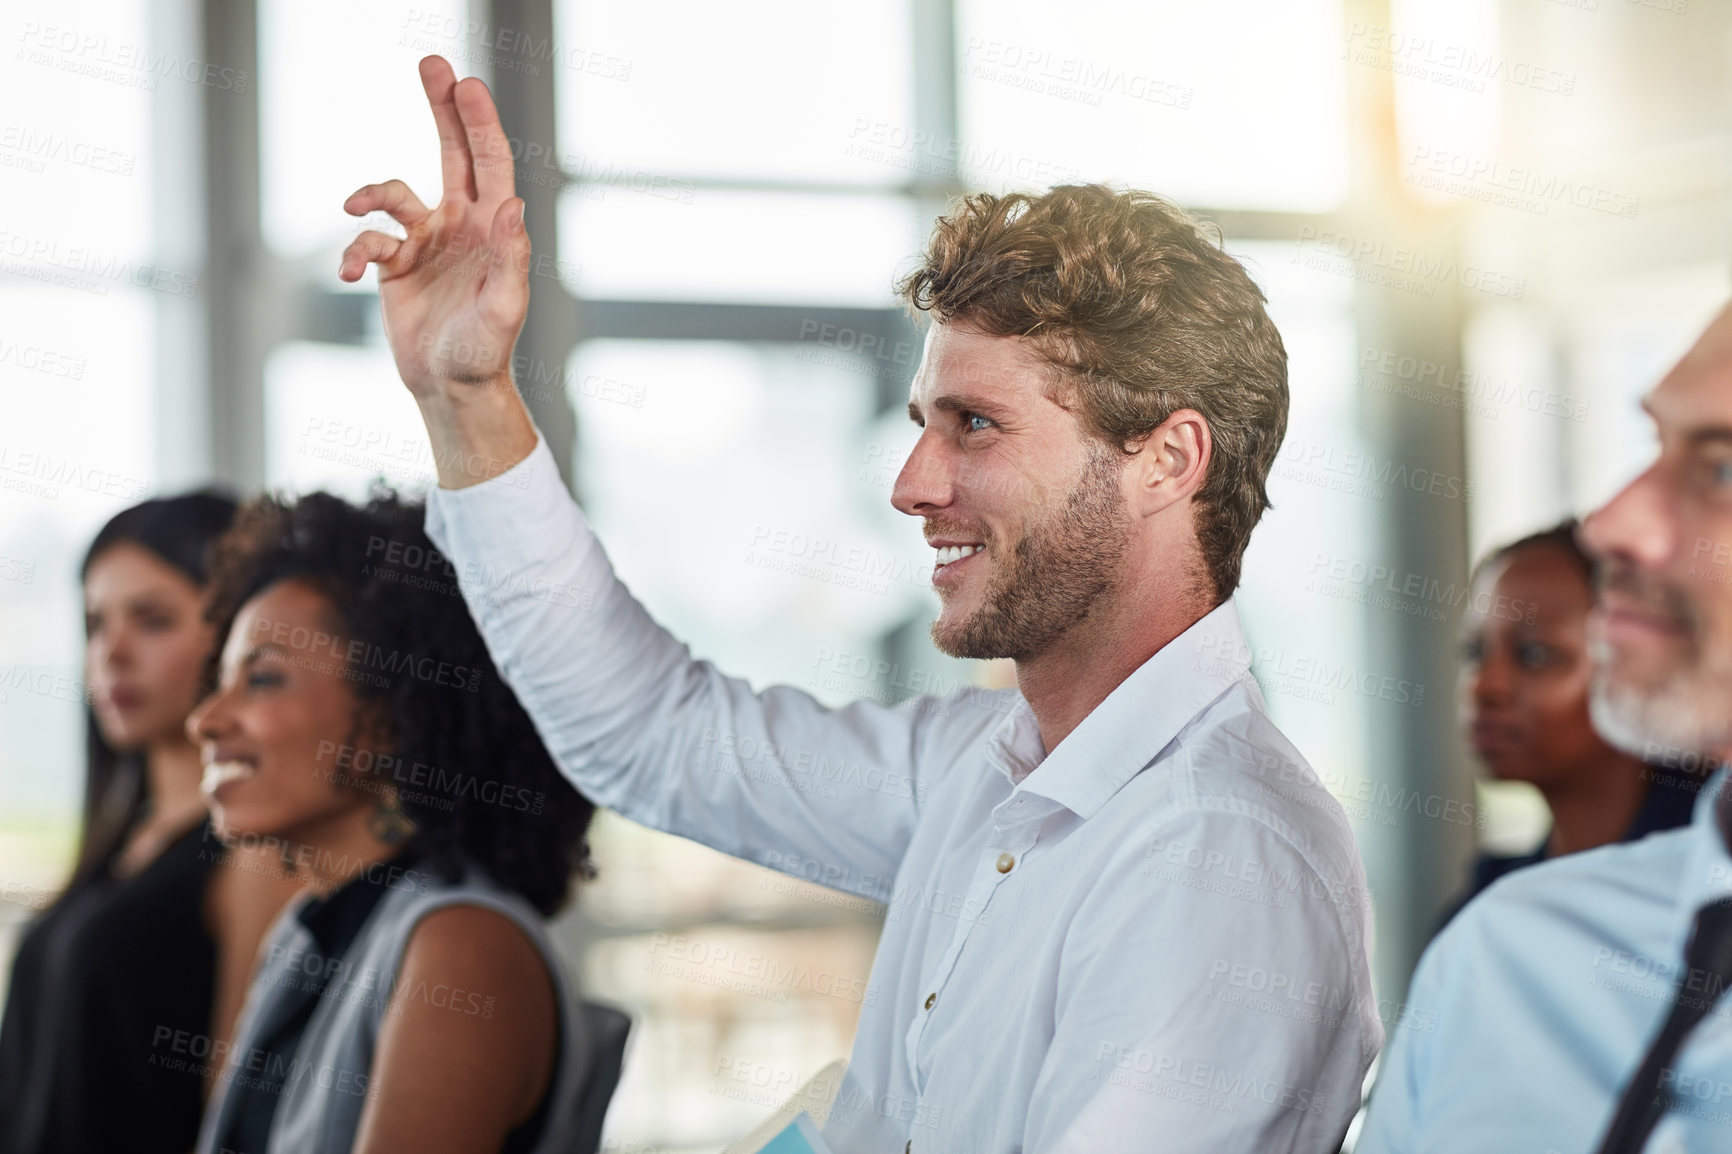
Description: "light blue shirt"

(1359, 767), (1732, 1154)
(423, 430), (1382, 1153)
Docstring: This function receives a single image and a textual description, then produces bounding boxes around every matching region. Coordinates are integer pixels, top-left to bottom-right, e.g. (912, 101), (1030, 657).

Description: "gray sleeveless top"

(193, 861), (591, 1153)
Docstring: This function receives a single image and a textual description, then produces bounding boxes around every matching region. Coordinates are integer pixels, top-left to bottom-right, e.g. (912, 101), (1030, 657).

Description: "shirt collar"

(294, 839), (428, 956)
(984, 597), (1253, 825)
(1676, 766), (1732, 921)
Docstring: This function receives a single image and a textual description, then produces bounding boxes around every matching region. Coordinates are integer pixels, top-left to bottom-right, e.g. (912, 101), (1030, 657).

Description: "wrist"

(412, 375), (539, 490)
(413, 370), (518, 410)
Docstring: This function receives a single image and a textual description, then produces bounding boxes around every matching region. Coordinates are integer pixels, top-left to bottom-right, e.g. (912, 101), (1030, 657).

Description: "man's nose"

(1580, 464), (1674, 571)
(890, 432), (953, 516)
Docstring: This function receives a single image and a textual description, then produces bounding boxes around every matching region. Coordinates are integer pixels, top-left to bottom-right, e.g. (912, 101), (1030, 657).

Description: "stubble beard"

(930, 442), (1132, 662)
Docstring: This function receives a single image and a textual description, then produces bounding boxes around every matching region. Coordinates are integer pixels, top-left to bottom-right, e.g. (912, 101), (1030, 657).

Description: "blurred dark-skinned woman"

(1438, 519), (1698, 930)
(186, 488), (599, 1154)
(0, 495), (304, 1154)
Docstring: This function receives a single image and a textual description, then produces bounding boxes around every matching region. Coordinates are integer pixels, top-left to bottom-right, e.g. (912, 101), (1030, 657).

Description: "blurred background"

(0, 0), (1724, 1148)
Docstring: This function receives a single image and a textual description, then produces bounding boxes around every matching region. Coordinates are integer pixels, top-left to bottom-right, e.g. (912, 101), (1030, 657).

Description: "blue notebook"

(756, 1113), (834, 1154)
(720, 1059), (846, 1154)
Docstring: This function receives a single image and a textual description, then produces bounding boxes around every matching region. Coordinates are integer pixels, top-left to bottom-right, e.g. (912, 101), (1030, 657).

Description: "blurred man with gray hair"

(1360, 304), (1732, 1153)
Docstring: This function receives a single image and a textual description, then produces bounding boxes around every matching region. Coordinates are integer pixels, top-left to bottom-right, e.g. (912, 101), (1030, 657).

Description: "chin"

(934, 580), (988, 618)
(95, 717), (149, 752)
(206, 795), (289, 844)
(207, 804), (256, 843)
(929, 610), (976, 658)
(1480, 758), (1536, 785)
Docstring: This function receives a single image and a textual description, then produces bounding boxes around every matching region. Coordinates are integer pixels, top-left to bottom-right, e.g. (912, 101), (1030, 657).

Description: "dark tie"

(1595, 896), (1732, 1153)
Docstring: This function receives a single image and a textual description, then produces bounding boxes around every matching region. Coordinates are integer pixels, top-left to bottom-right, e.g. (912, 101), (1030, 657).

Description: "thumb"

(480, 197), (531, 335)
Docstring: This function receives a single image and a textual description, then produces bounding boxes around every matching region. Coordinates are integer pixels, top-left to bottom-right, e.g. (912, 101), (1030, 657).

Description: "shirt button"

(996, 852), (1015, 873)
(924, 992), (936, 1010)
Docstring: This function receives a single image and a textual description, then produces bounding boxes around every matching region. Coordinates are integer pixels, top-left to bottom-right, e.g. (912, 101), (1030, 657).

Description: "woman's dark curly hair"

(200, 486), (595, 915)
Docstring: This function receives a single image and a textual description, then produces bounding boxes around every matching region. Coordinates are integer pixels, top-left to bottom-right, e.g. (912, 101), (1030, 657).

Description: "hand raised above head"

(339, 55), (529, 402)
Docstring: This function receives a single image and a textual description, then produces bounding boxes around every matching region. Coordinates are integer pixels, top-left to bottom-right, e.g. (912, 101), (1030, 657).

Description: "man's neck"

(1015, 589), (1220, 753)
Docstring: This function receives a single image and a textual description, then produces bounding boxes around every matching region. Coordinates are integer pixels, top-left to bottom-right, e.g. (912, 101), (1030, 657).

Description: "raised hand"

(340, 56), (528, 401)
(338, 56), (539, 488)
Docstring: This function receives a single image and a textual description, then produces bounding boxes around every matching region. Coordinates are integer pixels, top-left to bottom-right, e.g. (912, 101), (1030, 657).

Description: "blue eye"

(1694, 454), (1732, 488)
(247, 670), (284, 689)
(965, 413), (993, 433)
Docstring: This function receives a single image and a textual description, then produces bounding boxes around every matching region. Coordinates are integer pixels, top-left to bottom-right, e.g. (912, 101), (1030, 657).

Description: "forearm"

(414, 375), (540, 490)
(424, 440), (932, 893)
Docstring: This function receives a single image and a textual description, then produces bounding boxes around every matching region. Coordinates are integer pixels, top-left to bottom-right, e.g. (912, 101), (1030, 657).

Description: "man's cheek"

(957, 457), (1035, 507)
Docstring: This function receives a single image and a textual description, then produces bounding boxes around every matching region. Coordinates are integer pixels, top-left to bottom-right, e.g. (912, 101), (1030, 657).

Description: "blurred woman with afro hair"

(187, 486), (600, 1154)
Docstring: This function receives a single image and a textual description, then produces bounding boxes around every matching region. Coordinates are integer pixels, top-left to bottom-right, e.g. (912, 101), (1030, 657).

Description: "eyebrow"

(907, 394), (1009, 424)
(85, 589), (180, 615)
(122, 589), (181, 607)
(1640, 395), (1732, 446)
(225, 643), (285, 673)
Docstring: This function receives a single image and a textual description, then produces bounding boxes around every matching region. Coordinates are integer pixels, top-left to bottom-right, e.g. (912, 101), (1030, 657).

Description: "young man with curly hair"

(339, 55), (1379, 1153)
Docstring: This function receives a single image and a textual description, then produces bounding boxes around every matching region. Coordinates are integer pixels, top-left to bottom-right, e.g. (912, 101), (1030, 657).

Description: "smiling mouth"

(1591, 603), (1690, 648)
(200, 758), (257, 796)
(933, 544), (984, 569)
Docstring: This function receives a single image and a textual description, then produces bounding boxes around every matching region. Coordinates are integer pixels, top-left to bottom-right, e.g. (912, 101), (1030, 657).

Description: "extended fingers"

(344, 180), (430, 228)
(339, 231), (406, 282)
(419, 55), (476, 201)
(453, 76), (517, 205)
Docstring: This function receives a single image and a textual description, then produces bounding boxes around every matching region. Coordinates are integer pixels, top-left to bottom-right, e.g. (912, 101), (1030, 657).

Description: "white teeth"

(934, 544), (984, 566)
(201, 760), (256, 794)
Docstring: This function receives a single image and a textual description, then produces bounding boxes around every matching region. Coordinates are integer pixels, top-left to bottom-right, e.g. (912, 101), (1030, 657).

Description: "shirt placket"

(902, 794), (1053, 1099)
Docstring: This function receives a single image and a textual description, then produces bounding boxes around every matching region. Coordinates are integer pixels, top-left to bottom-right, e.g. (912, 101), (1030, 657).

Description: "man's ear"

(1123, 408), (1212, 517)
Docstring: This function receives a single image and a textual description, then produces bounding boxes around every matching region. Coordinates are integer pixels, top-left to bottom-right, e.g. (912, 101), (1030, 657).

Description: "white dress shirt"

(424, 431), (1381, 1153)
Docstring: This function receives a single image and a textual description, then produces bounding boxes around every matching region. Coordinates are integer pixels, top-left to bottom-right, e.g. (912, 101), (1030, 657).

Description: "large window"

(18, 1), (1730, 1149)
(957, 0), (1350, 207)
(0, 0), (164, 957)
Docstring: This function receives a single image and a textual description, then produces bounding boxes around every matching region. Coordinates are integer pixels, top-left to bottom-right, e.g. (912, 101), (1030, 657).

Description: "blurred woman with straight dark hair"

(0, 494), (303, 1154)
